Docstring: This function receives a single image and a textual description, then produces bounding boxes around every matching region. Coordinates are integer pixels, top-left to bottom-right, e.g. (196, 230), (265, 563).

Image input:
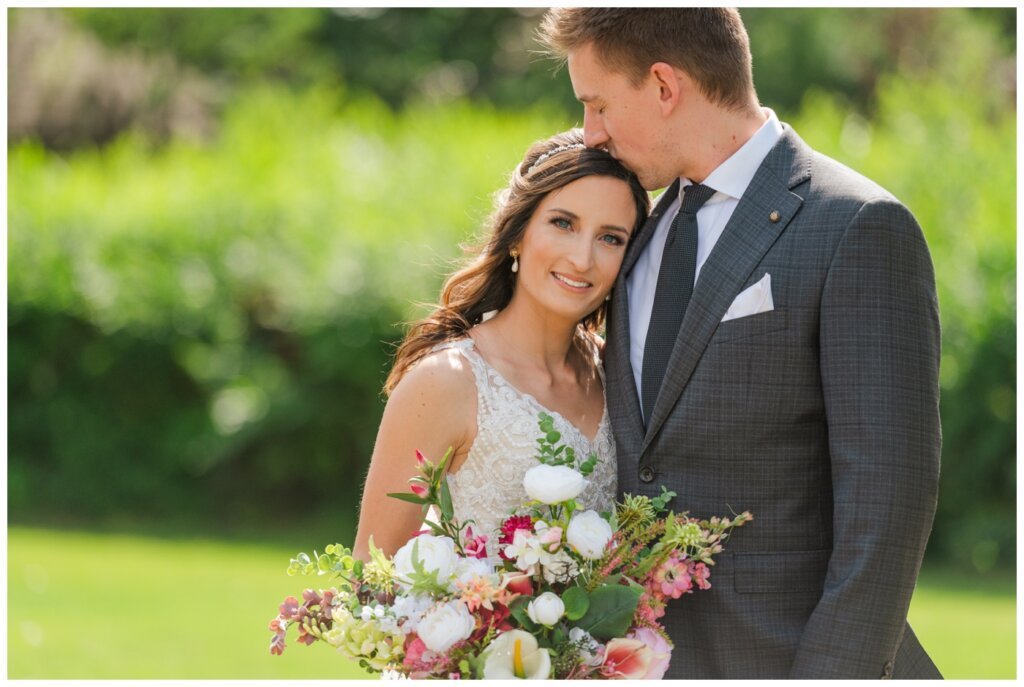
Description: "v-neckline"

(461, 337), (607, 447)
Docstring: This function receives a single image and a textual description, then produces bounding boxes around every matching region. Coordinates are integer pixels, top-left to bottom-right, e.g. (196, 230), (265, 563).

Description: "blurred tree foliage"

(10, 7), (1016, 146)
(7, 8), (1016, 569)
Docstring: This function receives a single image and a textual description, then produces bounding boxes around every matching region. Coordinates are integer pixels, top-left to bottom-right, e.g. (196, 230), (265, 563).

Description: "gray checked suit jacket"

(606, 126), (942, 679)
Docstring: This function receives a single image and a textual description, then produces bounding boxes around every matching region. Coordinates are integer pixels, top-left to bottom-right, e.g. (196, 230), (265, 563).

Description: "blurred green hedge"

(8, 87), (560, 531)
(9, 51), (1015, 567)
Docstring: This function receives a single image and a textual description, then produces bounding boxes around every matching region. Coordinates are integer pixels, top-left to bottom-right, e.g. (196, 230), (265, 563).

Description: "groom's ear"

(649, 62), (684, 117)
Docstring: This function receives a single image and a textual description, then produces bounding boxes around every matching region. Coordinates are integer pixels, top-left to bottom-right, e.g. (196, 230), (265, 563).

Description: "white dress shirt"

(628, 108), (784, 415)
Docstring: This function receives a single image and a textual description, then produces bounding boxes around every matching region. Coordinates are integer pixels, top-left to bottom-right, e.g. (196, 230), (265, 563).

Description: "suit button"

(639, 466), (655, 483)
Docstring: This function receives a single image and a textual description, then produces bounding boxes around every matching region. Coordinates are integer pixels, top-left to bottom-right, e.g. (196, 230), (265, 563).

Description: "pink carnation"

(498, 515), (533, 560)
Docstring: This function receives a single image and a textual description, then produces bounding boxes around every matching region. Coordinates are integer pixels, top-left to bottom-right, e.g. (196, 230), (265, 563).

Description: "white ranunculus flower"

(416, 600), (475, 653)
(527, 591), (566, 627)
(393, 534), (458, 590)
(541, 548), (579, 584)
(522, 464), (586, 505)
(390, 594), (434, 635)
(482, 629), (552, 679)
(451, 556), (496, 590)
(566, 510), (613, 559)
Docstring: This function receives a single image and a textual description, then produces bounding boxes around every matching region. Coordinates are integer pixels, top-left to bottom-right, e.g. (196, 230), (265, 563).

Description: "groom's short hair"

(538, 8), (756, 111)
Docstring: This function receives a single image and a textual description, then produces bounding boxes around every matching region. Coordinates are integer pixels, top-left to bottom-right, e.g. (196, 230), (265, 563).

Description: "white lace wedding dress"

(432, 338), (618, 559)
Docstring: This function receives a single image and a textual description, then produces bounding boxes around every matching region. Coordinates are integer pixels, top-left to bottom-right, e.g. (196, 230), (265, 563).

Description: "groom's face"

(567, 42), (670, 191)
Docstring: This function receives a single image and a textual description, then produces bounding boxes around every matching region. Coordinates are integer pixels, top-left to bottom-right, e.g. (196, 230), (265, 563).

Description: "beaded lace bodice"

(435, 338), (617, 558)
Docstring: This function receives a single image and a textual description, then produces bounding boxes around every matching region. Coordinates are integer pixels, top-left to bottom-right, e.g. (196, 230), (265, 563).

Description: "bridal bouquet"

(268, 413), (751, 679)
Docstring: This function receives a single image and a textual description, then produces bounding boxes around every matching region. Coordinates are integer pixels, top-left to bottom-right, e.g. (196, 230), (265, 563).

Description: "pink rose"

(627, 627), (673, 679)
(538, 525), (563, 552)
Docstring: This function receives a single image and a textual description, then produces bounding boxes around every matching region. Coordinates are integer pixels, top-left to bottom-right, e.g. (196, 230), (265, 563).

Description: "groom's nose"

(583, 110), (609, 149)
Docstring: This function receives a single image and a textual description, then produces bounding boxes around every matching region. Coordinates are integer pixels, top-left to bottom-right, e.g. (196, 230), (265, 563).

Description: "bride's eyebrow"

(548, 208), (629, 236)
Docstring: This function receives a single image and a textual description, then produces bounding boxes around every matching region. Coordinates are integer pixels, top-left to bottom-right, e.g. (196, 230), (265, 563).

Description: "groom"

(540, 8), (942, 679)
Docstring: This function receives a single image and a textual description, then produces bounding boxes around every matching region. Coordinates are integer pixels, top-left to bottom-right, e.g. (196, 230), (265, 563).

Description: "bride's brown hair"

(384, 129), (649, 396)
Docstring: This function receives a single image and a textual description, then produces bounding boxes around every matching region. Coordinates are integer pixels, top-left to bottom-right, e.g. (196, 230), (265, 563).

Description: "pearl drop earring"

(510, 248), (519, 273)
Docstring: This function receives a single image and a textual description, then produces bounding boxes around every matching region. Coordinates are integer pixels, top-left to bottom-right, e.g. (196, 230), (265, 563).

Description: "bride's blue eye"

(600, 234), (625, 246)
(552, 217), (572, 230)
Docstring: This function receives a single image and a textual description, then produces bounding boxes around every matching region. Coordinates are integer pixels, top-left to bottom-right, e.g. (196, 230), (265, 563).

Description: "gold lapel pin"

(769, 210), (781, 223)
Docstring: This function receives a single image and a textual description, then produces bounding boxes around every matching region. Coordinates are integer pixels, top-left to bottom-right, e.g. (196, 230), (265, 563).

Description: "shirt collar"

(680, 107), (784, 202)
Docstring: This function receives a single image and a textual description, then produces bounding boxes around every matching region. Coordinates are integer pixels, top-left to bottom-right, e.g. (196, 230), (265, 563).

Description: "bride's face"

(514, 174), (637, 322)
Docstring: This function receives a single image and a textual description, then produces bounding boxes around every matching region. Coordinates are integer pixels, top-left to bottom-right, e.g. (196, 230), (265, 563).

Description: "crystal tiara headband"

(526, 143), (587, 174)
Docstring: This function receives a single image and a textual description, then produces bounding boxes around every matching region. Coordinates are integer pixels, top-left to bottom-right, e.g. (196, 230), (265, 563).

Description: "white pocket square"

(721, 273), (774, 322)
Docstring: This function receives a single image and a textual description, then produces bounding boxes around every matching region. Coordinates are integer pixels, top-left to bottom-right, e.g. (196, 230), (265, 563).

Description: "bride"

(353, 129), (649, 560)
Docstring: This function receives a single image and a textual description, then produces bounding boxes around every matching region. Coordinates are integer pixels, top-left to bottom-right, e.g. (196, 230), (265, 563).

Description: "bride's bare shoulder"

(388, 344), (476, 410)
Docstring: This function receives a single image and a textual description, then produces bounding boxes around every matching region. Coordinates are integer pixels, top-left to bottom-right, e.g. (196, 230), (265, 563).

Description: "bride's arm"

(353, 349), (476, 561)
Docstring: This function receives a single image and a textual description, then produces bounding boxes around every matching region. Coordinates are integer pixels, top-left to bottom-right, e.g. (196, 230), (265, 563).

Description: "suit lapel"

(606, 179), (682, 453)
(640, 128), (812, 453)
(622, 179), (680, 278)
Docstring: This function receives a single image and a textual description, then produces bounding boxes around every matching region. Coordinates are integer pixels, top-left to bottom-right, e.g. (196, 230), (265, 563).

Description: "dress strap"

(430, 338), (494, 418)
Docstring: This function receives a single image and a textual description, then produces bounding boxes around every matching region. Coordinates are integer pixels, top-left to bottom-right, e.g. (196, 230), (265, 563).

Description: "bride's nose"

(565, 236), (595, 272)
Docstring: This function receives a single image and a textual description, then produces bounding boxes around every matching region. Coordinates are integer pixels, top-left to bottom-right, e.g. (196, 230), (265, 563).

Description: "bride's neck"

(476, 301), (580, 377)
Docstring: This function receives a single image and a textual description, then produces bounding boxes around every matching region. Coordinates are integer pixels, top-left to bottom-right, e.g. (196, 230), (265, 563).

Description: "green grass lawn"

(7, 526), (1016, 679)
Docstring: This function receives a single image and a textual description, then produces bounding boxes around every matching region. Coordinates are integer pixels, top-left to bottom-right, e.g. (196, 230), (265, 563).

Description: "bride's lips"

(551, 271), (593, 293)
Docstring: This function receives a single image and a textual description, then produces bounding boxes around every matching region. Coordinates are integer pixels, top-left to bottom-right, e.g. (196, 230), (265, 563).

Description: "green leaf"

(509, 595), (539, 632)
(546, 431), (561, 443)
(386, 491), (427, 505)
(562, 585), (590, 621)
(437, 446), (455, 473)
(439, 477), (454, 521)
(425, 520), (447, 536)
(573, 584), (642, 640)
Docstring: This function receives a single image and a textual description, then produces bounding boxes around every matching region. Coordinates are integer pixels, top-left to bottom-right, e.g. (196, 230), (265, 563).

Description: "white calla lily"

(482, 629), (552, 679)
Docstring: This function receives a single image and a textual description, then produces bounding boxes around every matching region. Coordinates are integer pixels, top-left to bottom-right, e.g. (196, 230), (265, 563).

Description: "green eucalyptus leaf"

(509, 595), (539, 632)
(574, 584), (642, 640)
(562, 585), (590, 621)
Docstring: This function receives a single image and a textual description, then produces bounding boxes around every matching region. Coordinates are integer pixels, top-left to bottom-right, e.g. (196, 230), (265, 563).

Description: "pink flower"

(498, 515), (534, 560)
(627, 627), (673, 679)
(600, 637), (653, 679)
(410, 482), (429, 498)
(403, 636), (428, 668)
(690, 561), (711, 590)
(636, 591), (667, 622)
(537, 525), (563, 552)
(415, 449), (427, 466)
(500, 571), (534, 597)
(653, 556), (693, 599)
(463, 526), (490, 559)
(278, 596), (299, 620)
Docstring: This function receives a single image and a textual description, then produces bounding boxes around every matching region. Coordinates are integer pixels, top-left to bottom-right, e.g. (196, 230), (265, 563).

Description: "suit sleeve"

(789, 198), (941, 678)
